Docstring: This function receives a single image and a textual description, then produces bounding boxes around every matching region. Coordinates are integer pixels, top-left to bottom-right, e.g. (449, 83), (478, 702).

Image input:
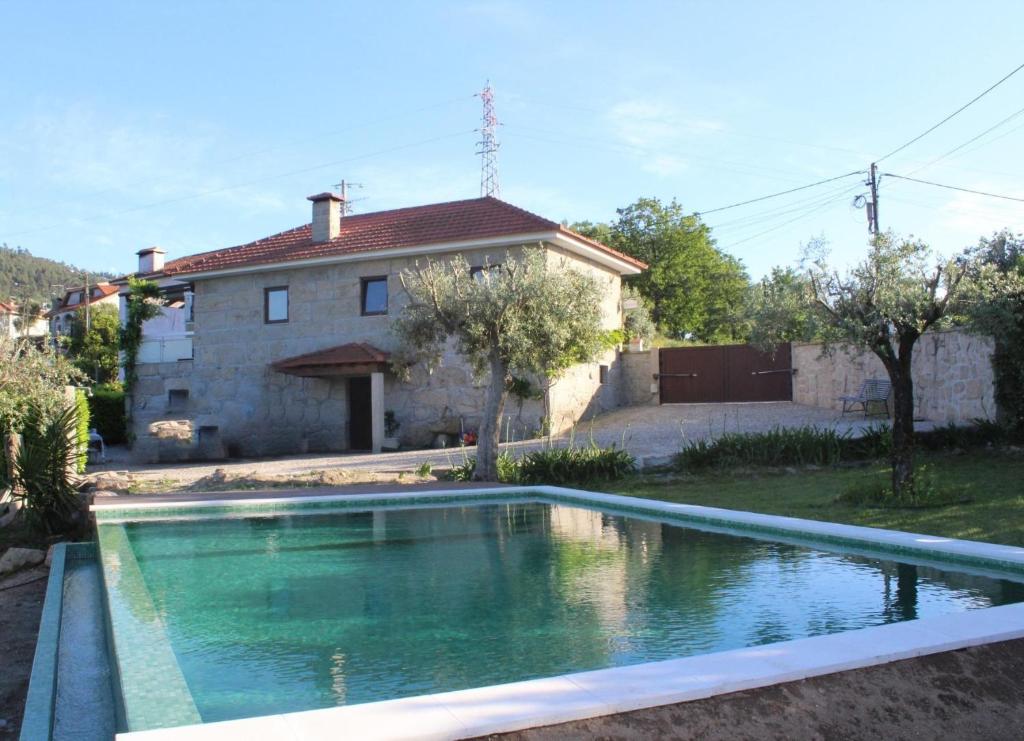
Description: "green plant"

(74, 388), (90, 473)
(88, 383), (127, 444)
(415, 461), (432, 477)
(384, 410), (400, 438)
(11, 403), (81, 535)
(446, 444), (635, 485)
(837, 464), (971, 508)
(119, 277), (163, 402)
(517, 445), (635, 484)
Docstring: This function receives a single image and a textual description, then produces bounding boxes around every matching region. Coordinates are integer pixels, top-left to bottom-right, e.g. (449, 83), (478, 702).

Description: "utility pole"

(84, 271), (91, 332)
(866, 162), (880, 235)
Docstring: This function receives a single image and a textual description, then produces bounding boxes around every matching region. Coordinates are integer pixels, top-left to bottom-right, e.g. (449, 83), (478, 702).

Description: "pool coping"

(88, 485), (1024, 741)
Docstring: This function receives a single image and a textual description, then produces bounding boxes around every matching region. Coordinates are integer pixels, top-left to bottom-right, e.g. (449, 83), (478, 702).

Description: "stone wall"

(620, 349), (659, 407)
(792, 330), (996, 423)
(132, 242), (626, 458)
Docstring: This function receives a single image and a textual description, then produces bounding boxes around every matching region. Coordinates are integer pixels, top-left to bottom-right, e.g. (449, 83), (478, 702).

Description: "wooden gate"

(659, 344), (793, 403)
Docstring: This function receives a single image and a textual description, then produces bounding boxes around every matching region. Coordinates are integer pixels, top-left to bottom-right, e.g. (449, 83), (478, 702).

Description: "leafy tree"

(574, 198), (749, 342)
(965, 230), (1024, 430)
(747, 267), (821, 349)
(393, 251), (609, 481)
(12, 299), (43, 335)
(756, 233), (981, 499)
(64, 303), (121, 384)
(0, 334), (85, 436)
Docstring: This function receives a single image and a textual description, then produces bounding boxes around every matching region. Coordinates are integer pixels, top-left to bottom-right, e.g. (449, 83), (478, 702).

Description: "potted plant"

(624, 303), (654, 352)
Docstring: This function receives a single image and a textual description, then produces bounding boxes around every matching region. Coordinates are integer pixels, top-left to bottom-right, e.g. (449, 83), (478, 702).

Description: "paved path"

(95, 402), (920, 484)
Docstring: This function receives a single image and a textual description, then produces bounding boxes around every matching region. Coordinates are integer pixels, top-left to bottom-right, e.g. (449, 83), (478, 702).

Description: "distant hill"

(0, 243), (114, 306)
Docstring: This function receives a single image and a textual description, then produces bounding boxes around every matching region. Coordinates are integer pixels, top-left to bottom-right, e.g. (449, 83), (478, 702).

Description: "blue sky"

(1, 1), (1022, 279)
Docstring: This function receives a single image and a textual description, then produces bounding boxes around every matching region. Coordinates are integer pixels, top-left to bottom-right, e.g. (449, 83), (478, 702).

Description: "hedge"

(89, 384), (127, 445)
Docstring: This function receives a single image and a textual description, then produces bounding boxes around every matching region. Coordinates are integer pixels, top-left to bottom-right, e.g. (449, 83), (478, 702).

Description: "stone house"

(123, 194), (644, 462)
(46, 283), (120, 338)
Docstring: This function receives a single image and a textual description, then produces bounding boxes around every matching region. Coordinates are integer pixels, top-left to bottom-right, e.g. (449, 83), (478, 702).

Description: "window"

(264, 286), (288, 323)
(168, 389), (189, 412)
(361, 277), (388, 316)
(599, 364), (609, 384)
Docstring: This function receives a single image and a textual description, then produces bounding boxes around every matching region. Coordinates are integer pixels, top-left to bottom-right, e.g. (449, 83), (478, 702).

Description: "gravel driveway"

(96, 402), (915, 486)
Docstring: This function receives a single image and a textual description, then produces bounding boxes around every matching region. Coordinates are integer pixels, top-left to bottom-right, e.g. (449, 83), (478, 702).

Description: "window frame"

(263, 285), (289, 324)
(360, 276), (389, 316)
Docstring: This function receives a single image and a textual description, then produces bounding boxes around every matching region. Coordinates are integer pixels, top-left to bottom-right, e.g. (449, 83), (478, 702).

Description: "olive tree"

(756, 233), (979, 499)
(392, 250), (610, 481)
(815, 235), (986, 497)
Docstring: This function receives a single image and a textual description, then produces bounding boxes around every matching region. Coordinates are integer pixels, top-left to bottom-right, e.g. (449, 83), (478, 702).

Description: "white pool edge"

(96, 485), (1024, 741)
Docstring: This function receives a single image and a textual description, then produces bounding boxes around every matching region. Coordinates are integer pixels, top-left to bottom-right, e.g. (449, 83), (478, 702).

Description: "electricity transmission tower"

(476, 83), (500, 197)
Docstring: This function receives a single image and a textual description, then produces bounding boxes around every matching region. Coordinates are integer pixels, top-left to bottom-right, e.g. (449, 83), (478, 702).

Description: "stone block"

(0, 547), (46, 575)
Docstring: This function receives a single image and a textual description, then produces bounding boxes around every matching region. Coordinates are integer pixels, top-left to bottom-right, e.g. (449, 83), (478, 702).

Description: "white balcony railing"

(137, 334), (193, 364)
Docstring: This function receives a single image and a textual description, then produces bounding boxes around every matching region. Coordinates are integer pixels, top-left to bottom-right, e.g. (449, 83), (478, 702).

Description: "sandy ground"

(90, 402), (911, 493)
(0, 566), (47, 741)
(482, 638), (1024, 740)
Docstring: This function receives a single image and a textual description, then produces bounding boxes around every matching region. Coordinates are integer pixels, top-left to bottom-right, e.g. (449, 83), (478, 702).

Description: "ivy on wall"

(118, 278), (163, 440)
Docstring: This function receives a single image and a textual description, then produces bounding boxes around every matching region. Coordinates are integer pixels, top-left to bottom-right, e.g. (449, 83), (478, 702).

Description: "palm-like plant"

(12, 403), (81, 535)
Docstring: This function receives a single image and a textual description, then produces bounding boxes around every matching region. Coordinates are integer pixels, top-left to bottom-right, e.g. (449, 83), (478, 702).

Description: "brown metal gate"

(659, 344), (793, 403)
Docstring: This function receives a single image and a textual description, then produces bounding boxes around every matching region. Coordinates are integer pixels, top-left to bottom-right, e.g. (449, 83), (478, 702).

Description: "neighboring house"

(0, 300), (49, 339)
(46, 283), (120, 338)
(123, 193), (644, 462)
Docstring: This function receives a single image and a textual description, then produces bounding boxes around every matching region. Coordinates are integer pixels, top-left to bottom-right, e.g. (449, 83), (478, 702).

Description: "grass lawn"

(602, 448), (1024, 547)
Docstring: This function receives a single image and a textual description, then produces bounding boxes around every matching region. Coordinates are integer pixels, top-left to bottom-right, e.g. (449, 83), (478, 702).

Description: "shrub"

(447, 445), (635, 485)
(517, 445), (635, 484)
(89, 383), (127, 445)
(74, 389), (90, 473)
(677, 426), (853, 470)
(12, 403), (81, 535)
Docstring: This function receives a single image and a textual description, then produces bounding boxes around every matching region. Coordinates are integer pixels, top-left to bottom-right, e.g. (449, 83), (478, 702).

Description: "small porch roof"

(271, 342), (391, 377)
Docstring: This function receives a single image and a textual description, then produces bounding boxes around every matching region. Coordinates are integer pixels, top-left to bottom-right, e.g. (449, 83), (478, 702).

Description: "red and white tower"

(476, 83), (500, 198)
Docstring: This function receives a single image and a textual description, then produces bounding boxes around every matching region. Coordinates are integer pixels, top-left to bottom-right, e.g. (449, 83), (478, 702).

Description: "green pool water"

(106, 501), (1024, 725)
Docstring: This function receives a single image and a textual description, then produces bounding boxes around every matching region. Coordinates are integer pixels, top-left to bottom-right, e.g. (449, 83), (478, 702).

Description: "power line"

(717, 188), (857, 251)
(907, 104), (1024, 175)
(694, 171), (865, 216)
(876, 60), (1024, 163)
(707, 181), (862, 230)
(882, 173), (1024, 203)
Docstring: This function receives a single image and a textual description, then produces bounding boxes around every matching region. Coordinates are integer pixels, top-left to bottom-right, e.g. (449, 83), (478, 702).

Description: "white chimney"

(308, 192), (344, 243)
(137, 246), (166, 274)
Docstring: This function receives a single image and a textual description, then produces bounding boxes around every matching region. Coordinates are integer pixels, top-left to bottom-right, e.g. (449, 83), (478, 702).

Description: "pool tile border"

(96, 523), (203, 731)
(90, 485), (1024, 741)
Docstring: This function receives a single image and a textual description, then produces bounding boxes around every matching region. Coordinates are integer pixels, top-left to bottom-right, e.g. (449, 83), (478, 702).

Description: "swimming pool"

(43, 487), (1024, 739)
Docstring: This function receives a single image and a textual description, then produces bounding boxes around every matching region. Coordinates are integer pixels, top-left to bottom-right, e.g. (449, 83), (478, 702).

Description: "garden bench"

(839, 378), (891, 417)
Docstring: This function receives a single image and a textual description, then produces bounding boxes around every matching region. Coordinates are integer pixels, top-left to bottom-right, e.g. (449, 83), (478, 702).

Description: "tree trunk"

(474, 351), (508, 481)
(888, 335), (918, 499)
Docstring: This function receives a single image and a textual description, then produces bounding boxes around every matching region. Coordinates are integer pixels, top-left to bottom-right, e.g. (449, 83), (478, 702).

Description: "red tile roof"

(0, 300), (15, 313)
(163, 197), (645, 276)
(272, 342), (391, 376)
(45, 284), (119, 318)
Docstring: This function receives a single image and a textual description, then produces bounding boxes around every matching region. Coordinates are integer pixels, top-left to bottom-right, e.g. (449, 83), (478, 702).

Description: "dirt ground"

(483, 638), (1024, 741)
(0, 566), (47, 741)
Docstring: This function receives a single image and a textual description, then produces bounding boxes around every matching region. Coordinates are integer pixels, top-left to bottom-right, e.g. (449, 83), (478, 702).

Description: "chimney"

(137, 246), (167, 274)
(307, 192), (344, 243)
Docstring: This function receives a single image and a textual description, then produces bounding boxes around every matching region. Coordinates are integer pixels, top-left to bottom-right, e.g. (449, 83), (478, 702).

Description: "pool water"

(110, 501), (1024, 723)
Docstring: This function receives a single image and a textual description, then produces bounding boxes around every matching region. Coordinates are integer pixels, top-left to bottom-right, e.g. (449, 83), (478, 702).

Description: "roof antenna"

(333, 179), (363, 216)
(475, 82), (501, 198)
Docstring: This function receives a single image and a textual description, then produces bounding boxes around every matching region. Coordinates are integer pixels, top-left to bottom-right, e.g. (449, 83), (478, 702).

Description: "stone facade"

(620, 349), (660, 407)
(792, 330), (996, 424)
(131, 243), (627, 461)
